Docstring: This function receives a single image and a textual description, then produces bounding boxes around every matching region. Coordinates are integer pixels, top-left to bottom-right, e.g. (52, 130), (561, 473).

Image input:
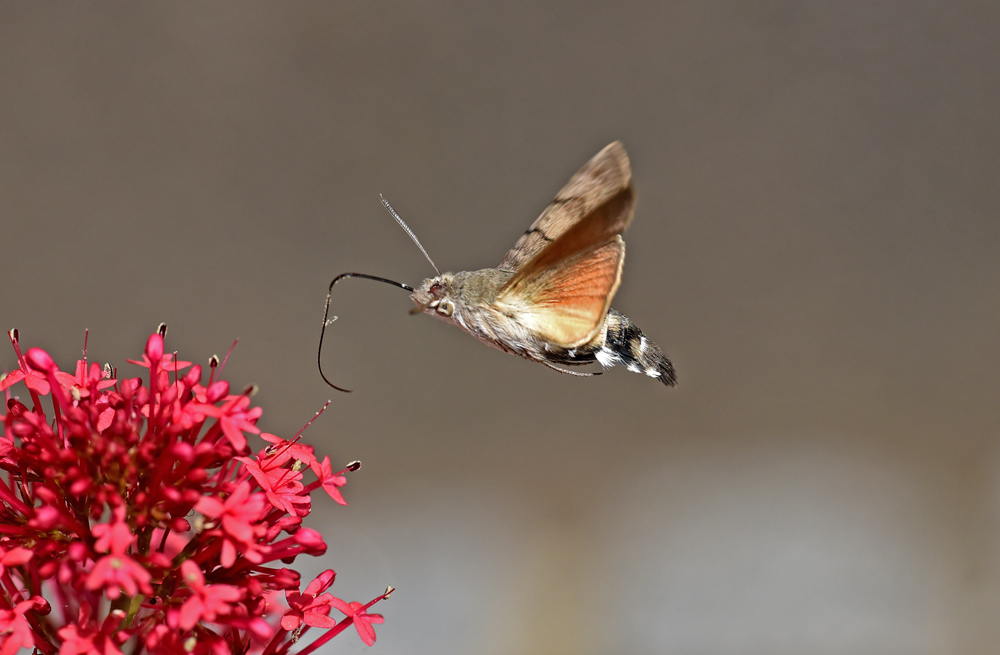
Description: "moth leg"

(534, 358), (602, 377)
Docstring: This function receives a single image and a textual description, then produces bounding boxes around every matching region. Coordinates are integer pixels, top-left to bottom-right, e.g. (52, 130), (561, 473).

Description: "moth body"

(314, 141), (677, 390)
(412, 268), (676, 385)
(404, 141), (676, 386)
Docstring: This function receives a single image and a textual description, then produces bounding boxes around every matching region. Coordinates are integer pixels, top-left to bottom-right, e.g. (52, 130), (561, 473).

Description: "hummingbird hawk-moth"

(318, 141), (676, 391)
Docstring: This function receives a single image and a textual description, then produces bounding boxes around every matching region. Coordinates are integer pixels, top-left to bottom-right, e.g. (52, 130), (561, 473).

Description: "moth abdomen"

(596, 310), (677, 386)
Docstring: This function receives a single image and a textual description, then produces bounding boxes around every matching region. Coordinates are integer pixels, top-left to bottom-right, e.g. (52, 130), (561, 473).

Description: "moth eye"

(429, 282), (443, 298)
(436, 299), (454, 317)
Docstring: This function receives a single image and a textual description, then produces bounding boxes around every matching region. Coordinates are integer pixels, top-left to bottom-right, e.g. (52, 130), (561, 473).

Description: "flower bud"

(206, 380), (229, 403)
(145, 333), (164, 363)
(183, 364), (202, 387)
(26, 347), (56, 372)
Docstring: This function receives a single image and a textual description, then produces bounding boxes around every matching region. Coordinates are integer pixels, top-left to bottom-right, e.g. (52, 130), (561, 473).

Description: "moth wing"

(495, 236), (625, 348)
(498, 141), (633, 272)
(501, 182), (633, 287)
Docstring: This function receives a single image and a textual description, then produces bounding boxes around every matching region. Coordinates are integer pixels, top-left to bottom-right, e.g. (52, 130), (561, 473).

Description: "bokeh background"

(2, 3), (999, 653)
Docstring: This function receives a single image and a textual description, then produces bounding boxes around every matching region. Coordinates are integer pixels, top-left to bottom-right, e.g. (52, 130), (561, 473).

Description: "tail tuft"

(598, 310), (677, 386)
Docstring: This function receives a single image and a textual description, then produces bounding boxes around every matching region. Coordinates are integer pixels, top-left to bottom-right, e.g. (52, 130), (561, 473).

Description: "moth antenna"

(380, 194), (441, 276)
(318, 272), (415, 392)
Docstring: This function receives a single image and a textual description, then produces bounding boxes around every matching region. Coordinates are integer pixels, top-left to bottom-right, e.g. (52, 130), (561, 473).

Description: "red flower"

(0, 596), (49, 655)
(187, 394), (261, 450)
(56, 605), (126, 655)
(310, 455), (350, 506)
(195, 480), (265, 544)
(235, 451), (311, 516)
(57, 625), (124, 655)
(261, 432), (317, 468)
(126, 350), (191, 373)
(195, 480), (269, 567)
(331, 597), (386, 647)
(175, 559), (242, 630)
(0, 367), (49, 395)
(85, 553), (153, 599)
(281, 569), (338, 631)
(91, 506), (135, 555)
(0, 328), (389, 654)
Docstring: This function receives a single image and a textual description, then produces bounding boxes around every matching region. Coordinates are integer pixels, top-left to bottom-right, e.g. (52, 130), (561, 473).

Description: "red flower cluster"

(0, 328), (390, 654)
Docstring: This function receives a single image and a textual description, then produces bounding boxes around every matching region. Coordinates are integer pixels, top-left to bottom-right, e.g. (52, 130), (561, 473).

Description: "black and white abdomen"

(593, 310), (676, 386)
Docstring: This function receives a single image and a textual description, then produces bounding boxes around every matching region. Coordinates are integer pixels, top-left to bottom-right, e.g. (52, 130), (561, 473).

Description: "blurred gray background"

(2, 3), (999, 654)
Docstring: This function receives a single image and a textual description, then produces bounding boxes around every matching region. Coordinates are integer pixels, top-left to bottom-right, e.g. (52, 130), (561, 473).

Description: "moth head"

(411, 275), (457, 318)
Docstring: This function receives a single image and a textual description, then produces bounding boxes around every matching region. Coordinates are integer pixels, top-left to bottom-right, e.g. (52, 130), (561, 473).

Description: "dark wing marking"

(497, 141), (633, 272)
(500, 184), (633, 286)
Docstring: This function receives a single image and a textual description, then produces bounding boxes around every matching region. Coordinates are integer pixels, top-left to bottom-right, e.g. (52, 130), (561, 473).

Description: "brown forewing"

(497, 141), (634, 272)
(501, 185), (633, 287)
(496, 236), (625, 347)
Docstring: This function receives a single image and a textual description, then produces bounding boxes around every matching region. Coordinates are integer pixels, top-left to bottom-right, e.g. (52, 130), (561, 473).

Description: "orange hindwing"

(495, 236), (625, 347)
